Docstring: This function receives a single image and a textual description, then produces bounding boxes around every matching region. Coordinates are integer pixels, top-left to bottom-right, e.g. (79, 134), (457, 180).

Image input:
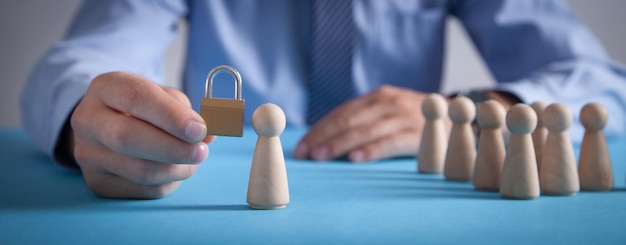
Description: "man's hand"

(70, 72), (215, 199)
(293, 85), (434, 162)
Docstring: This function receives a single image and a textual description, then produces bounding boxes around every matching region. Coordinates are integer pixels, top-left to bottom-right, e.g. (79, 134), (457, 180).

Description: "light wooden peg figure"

(247, 103), (290, 210)
(473, 100), (506, 191)
(578, 103), (613, 191)
(530, 101), (548, 171)
(418, 93), (448, 173)
(500, 104), (540, 200)
(444, 96), (476, 181)
(540, 103), (579, 196)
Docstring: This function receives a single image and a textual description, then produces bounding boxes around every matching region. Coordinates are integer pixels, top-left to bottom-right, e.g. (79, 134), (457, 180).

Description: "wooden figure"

(500, 104), (540, 200)
(444, 96), (476, 181)
(578, 102), (613, 191)
(247, 103), (289, 209)
(473, 100), (506, 191)
(530, 101), (547, 171)
(540, 103), (579, 196)
(418, 93), (448, 173)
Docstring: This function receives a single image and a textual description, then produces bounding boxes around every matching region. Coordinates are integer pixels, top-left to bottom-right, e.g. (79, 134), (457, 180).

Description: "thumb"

(161, 86), (217, 144)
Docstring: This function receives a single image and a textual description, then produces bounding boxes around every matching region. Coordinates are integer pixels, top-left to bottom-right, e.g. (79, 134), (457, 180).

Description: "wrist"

(484, 91), (522, 110)
(452, 90), (522, 110)
(53, 107), (79, 170)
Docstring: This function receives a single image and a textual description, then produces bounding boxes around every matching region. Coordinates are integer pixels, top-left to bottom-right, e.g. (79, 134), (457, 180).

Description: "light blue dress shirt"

(21, 0), (626, 157)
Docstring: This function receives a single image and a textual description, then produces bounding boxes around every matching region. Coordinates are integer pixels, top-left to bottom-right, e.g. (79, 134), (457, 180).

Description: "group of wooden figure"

(243, 94), (614, 209)
(418, 94), (614, 199)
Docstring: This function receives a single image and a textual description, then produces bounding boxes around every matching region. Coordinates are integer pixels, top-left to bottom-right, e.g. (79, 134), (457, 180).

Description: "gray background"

(1, 0), (625, 128)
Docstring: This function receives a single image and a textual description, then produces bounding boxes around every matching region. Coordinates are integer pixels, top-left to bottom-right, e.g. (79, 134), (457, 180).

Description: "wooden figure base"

(541, 191), (577, 196)
(501, 194), (538, 200)
(248, 203), (287, 210)
(580, 187), (612, 192)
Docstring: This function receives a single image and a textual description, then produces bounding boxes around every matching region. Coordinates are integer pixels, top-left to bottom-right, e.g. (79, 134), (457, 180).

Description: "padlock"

(200, 65), (245, 137)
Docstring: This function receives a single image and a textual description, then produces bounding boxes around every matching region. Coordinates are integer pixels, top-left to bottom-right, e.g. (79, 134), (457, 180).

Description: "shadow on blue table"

(0, 130), (252, 211)
(299, 159), (505, 200)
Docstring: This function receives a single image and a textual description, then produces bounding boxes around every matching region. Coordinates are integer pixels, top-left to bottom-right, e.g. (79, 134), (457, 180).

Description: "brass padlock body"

(200, 65), (245, 137)
(201, 98), (244, 137)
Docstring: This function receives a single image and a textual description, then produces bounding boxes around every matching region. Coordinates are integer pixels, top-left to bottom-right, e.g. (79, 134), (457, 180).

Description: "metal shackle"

(205, 65), (242, 100)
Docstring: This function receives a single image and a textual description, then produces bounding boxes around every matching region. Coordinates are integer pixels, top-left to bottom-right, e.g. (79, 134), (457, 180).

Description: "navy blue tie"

(307, 0), (355, 124)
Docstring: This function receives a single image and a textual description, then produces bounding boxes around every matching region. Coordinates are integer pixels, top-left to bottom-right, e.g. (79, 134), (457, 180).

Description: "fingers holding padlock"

(92, 72), (208, 144)
(71, 71), (211, 198)
(162, 86), (217, 144)
(81, 106), (209, 164)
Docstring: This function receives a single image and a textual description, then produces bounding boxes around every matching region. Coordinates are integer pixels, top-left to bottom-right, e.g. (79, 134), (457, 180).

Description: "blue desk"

(1, 128), (624, 244)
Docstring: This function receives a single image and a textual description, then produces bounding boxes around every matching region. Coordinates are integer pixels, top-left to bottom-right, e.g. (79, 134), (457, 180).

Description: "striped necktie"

(307, 0), (355, 124)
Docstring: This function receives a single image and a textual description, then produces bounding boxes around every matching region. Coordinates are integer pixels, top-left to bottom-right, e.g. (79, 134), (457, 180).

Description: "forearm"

(20, 0), (185, 163)
(451, 0), (626, 141)
(495, 60), (626, 142)
(20, 54), (89, 157)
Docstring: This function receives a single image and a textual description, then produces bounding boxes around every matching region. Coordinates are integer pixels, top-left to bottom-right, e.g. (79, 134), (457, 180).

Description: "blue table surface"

(0, 127), (624, 244)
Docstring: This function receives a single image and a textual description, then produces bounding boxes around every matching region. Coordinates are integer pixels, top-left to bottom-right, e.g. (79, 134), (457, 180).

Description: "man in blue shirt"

(21, 0), (626, 198)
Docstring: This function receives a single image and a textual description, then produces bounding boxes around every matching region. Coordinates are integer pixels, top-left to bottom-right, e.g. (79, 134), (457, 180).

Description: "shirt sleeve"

(20, 0), (187, 157)
(450, 0), (626, 142)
